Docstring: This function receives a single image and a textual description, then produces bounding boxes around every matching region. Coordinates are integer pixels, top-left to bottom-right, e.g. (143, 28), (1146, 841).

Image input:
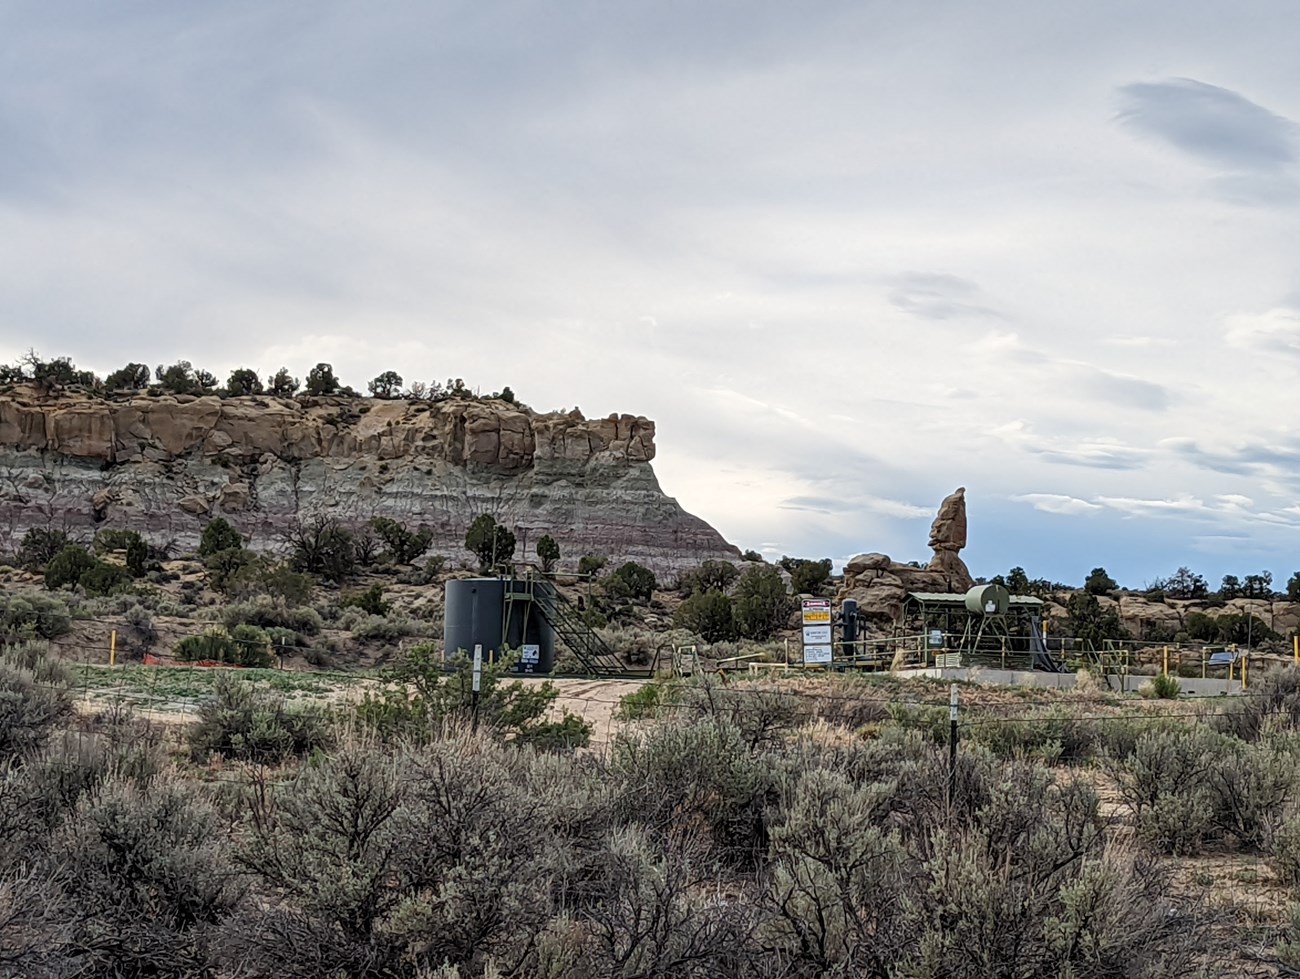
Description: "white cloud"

(1224, 308), (1300, 356)
(1011, 494), (1103, 515)
(4, 2), (1300, 585)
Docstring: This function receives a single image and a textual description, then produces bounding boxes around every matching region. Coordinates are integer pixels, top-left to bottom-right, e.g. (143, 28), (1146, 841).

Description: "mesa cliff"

(0, 389), (740, 572)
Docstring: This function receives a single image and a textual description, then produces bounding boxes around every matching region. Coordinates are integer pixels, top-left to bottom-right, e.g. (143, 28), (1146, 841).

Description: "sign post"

(471, 644), (483, 731)
(801, 599), (833, 666)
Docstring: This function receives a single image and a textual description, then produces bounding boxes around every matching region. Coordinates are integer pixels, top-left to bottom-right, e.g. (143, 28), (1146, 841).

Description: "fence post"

(947, 685), (958, 810)
(1162, 645), (1168, 677)
(109, 630), (117, 668)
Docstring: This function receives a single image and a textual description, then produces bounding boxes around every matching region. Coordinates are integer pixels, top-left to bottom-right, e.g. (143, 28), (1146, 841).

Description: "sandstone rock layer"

(0, 390), (739, 572)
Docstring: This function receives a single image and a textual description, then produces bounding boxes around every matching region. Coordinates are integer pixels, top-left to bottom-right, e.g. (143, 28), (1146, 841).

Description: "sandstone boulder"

(845, 552), (891, 575)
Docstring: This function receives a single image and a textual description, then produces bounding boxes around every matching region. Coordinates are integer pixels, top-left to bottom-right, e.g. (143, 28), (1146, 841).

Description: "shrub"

(350, 614), (431, 642)
(464, 513), (516, 572)
(221, 596), (322, 636)
(259, 563), (314, 604)
(0, 593), (71, 639)
(36, 777), (239, 977)
(536, 534), (560, 573)
(1085, 566), (1118, 594)
(674, 590), (737, 642)
(125, 534), (148, 576)
(1185, 611), (1217, 642)
(17, 527), (70, 570)
(155, 359), (215, 394)
(188, 673), (333, 762)
(104, 361), (151, 391)
(204, 546), (260, 594)
(286, 516), (356, 582)
(1215, 666), (1300, 741)
(229, 738), (572, 975)
(1111, 728), (1229, 854)
(781, 557), (832, 595)
(267, 367), (299, 396)
(1268, 818), (1300, 890)
(0, 645), (73, 762)
(611, 716), (769, 863)
(1148, 672), (1181, 699)
(264, 625), (300, 651)
(968, 707), (1103, 764)
(605, 561), (657, 603)
(578, 554), (607, 577)
(304, 362), (340, 395)
(226, 367), (263, 396)
(341, 583), (389, 616)
(356, 643), (588, 748)
(615, 681), (667, 721)
(199, 517), (243, 557)
(678, 560), (739, 597)
(1065, 592), (1127, 646)
(370, 516), (433, 564)
(79, 560), (130, 596)
(1208, 740), (1297, 849)
(175, 628), (241, 663)
(43, 545), (96, 590)
(228, 624), (274, 668)
(92, 528), (139, 555)
(124, 603), (156, 645)
(733, 564), (795, 640)
(766, 768), (909, 967)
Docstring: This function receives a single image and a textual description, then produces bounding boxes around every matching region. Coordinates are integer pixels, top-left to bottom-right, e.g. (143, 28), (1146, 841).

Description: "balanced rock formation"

(0, 388), (739, 573)
(926, 486), (974, 591)
(838, 488), (977, 621)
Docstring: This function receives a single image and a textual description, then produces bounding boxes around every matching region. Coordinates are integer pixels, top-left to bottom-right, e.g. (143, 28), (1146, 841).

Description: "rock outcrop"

(926, 486), (974, 591)
(837, 489), (977, 621)
(0, 389), (740, 572)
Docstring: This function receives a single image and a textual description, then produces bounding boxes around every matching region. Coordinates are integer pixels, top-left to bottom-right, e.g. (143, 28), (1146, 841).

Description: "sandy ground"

(544, 677), (648, 749)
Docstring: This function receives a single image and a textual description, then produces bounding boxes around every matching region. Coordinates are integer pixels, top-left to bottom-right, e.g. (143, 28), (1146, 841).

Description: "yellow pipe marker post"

(1242, 653), (1249, 689)
(109, 630), (116, 667)
(1162, 646), (1169, 676)
(1294, 635), (1299, 665)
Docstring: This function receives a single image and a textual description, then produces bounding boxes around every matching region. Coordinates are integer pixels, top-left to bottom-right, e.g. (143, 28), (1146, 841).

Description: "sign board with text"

(801, 599), (833, 665)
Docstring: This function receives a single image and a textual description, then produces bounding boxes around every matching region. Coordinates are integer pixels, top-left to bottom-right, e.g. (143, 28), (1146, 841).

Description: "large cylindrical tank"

(444, 578), (505, 657)
(443, 578), (556, 675)
(965, 583), (1010, 616)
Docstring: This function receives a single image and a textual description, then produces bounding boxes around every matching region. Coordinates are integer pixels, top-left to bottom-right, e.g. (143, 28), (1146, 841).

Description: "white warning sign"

(803, 644), (833, 664)
(802, 624), (832, 644)
(801, 599), (833, 665)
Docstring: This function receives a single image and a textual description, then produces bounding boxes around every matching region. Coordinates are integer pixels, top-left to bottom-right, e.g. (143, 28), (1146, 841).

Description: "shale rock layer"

(0, 390), (738, 572)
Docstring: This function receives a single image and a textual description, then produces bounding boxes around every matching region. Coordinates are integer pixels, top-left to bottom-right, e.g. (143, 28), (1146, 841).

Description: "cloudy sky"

(3, 1), (1300, 588)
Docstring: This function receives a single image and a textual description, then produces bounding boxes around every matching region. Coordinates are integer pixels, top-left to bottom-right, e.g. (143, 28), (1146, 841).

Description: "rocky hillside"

(0, 388), (739, 572)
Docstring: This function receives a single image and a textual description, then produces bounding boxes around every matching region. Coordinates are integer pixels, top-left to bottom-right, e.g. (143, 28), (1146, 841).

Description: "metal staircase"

(530, 584), (653, 679)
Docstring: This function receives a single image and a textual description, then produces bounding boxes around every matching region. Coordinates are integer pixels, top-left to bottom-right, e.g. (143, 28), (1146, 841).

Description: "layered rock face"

(0, 390), (739, 572)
